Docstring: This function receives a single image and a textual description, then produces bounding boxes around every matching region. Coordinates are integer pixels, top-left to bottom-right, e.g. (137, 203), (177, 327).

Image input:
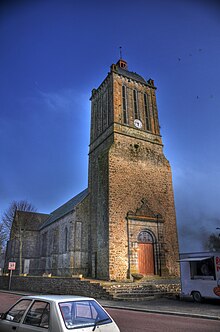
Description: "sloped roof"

(40, 188), (89, 230)
(115, 66), (147, 85)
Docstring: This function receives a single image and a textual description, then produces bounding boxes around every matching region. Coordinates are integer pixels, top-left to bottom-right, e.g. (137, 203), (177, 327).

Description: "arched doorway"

(138, 230), (155, 275)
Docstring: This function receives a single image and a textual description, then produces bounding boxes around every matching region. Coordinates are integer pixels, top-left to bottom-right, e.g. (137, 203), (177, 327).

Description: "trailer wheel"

(192, 291), (202, 303)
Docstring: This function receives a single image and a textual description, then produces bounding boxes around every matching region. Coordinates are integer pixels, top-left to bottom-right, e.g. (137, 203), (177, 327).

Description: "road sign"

(8, 262), (16, 270)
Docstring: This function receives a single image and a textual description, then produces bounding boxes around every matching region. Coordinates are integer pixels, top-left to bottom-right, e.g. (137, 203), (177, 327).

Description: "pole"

(119, 46), (122, 59)
(8, 270), (12, 291)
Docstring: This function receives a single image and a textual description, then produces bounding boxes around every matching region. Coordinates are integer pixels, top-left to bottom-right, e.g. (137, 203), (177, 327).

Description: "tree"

(0, 222), (6, 254)
(204, 233), (220, 251)
(1, 200), (37, 249)
(1, 200), (37, 274)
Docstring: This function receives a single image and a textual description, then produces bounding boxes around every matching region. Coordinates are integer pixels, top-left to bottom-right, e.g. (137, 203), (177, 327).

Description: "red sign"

(8, 262), (16, 270)
(216, 257), (220, 272)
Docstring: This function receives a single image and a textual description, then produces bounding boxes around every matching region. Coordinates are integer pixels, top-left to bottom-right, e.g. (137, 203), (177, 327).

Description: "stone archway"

(138, 230), (155, 275)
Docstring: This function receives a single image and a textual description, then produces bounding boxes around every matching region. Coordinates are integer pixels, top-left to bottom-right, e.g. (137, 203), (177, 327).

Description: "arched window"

(138, 230), (153, 244)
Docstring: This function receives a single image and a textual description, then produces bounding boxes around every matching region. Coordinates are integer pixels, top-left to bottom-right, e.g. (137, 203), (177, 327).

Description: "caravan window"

(190, 257), (216, 280)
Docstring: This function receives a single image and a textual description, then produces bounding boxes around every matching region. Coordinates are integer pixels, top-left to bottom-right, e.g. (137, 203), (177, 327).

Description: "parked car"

(0, 294), (120, 331)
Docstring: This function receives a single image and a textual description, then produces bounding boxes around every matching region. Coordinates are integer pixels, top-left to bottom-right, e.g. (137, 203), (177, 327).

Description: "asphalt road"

(0, 292), (220, 331)
(107, 307), (220, 332)
(0, 292), (21, 312)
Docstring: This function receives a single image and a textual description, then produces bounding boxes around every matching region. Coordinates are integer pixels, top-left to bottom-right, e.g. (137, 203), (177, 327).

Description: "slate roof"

(115, 66), (147, 85)
(40, 188), (89, 230)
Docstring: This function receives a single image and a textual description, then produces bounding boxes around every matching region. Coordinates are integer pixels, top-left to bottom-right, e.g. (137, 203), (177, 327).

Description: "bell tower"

(89, 59), (179, 280)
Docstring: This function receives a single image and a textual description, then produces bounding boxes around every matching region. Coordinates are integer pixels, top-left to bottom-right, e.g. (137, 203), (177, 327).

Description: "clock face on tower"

(134, 119), (142, 129)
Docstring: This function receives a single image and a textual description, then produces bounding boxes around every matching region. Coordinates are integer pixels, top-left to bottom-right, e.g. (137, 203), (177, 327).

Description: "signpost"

(8, 262), (16, 290)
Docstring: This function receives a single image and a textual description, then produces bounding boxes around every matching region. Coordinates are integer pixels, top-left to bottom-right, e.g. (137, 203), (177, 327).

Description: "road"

(107, 307), (220, 332)
(0, 292), (219, 331)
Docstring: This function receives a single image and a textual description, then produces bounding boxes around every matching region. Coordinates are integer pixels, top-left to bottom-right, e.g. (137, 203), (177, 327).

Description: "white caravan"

(179, 252), (220, 302)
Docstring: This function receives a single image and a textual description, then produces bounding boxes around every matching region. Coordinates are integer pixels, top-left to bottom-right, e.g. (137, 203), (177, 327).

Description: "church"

(5, 59), (179, 280)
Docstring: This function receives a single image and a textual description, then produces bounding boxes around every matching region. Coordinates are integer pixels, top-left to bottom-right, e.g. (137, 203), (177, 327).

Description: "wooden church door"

(138, 231), (155, 275)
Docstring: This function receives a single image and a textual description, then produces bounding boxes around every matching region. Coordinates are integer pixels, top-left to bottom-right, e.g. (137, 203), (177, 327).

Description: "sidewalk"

(1, 290), (220, 321)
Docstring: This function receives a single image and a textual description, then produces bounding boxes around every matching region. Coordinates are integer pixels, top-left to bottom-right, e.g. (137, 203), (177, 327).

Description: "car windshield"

(59, 300), (112, 329)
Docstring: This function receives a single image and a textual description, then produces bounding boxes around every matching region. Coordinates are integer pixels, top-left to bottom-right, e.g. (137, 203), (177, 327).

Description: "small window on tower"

(122, 85), (128, 124)
(144, 93), (151, 131)
(133, 90), (139, 119)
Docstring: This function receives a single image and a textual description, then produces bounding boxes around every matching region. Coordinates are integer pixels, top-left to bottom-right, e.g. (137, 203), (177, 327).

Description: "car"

(0, 294), (120, 331)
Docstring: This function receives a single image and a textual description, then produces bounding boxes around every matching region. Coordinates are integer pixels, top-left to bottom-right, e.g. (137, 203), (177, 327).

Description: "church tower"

(89, 59), (179, 280)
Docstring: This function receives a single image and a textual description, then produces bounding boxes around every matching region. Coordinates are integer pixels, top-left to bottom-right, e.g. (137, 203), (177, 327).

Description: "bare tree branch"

(204, 233), (220, 251)
(0, 200), (37, 250)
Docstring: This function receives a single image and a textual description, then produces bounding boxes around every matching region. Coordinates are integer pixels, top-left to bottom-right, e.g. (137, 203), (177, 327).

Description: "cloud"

(37, 88), (84, 114)
(18, 86), (90, 120)
(173, 165), (220, 252)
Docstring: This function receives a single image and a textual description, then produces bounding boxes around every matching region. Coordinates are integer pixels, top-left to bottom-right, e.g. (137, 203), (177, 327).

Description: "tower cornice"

(89, 122), (163, 155)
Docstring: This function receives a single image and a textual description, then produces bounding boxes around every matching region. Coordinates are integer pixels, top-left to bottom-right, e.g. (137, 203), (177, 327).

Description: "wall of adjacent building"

(38, 195), (90, 277)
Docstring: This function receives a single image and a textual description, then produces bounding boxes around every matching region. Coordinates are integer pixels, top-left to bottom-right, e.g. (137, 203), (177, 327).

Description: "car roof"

(21, 295), (95, 303)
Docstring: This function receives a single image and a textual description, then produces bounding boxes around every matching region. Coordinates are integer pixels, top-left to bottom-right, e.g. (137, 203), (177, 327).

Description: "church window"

(144, 93), (151, 131)
(75, 222), (82, 251)
(52, 228), (59, 254)
(133, 90), (139, 119)
(64, 227), (68, 252)
(122, 85), (128, 124)
(41, 232), (48, 256)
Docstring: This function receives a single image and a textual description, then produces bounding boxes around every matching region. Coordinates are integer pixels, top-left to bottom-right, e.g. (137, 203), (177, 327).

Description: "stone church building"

(5, 59), (179, 280)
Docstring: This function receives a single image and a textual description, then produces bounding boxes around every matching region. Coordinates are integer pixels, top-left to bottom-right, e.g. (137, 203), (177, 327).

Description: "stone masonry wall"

(5, 231), (42, 276)
(38, 195), (90, 277)
(89, 135), (114, 279)
(0, 276), (110, 299)
(108, 133), (179, 280)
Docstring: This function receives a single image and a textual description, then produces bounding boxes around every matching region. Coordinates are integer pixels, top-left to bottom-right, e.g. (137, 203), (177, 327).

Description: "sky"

(1, 0), (220, 252)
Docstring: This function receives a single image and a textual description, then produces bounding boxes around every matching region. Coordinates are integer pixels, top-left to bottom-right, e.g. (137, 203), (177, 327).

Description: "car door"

(17, 300), (50, 332)
(0, 299), (32, 332)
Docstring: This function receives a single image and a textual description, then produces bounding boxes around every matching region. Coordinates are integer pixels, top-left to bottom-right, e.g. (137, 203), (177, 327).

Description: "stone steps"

(98, 278), (180, 301)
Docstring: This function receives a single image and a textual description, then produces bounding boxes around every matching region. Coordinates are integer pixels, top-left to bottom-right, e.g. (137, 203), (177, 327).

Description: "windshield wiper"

(92, 318), (110, 331)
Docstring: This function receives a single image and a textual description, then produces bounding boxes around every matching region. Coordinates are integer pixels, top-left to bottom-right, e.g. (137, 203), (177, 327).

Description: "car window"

(59, 300), (111, 329)
(6, 299), (32, 323)
(23, 301), (50, 329)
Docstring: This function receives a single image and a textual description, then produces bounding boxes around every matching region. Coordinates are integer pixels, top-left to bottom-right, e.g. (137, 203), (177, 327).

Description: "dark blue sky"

(1, 0), (220, 251)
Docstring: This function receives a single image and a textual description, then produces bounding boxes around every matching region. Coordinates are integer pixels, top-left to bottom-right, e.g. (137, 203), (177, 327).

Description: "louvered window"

(122, 85), (128, 124)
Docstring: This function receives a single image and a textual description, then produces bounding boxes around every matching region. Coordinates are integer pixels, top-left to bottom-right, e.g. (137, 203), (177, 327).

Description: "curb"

(101, 303), (220, 321)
